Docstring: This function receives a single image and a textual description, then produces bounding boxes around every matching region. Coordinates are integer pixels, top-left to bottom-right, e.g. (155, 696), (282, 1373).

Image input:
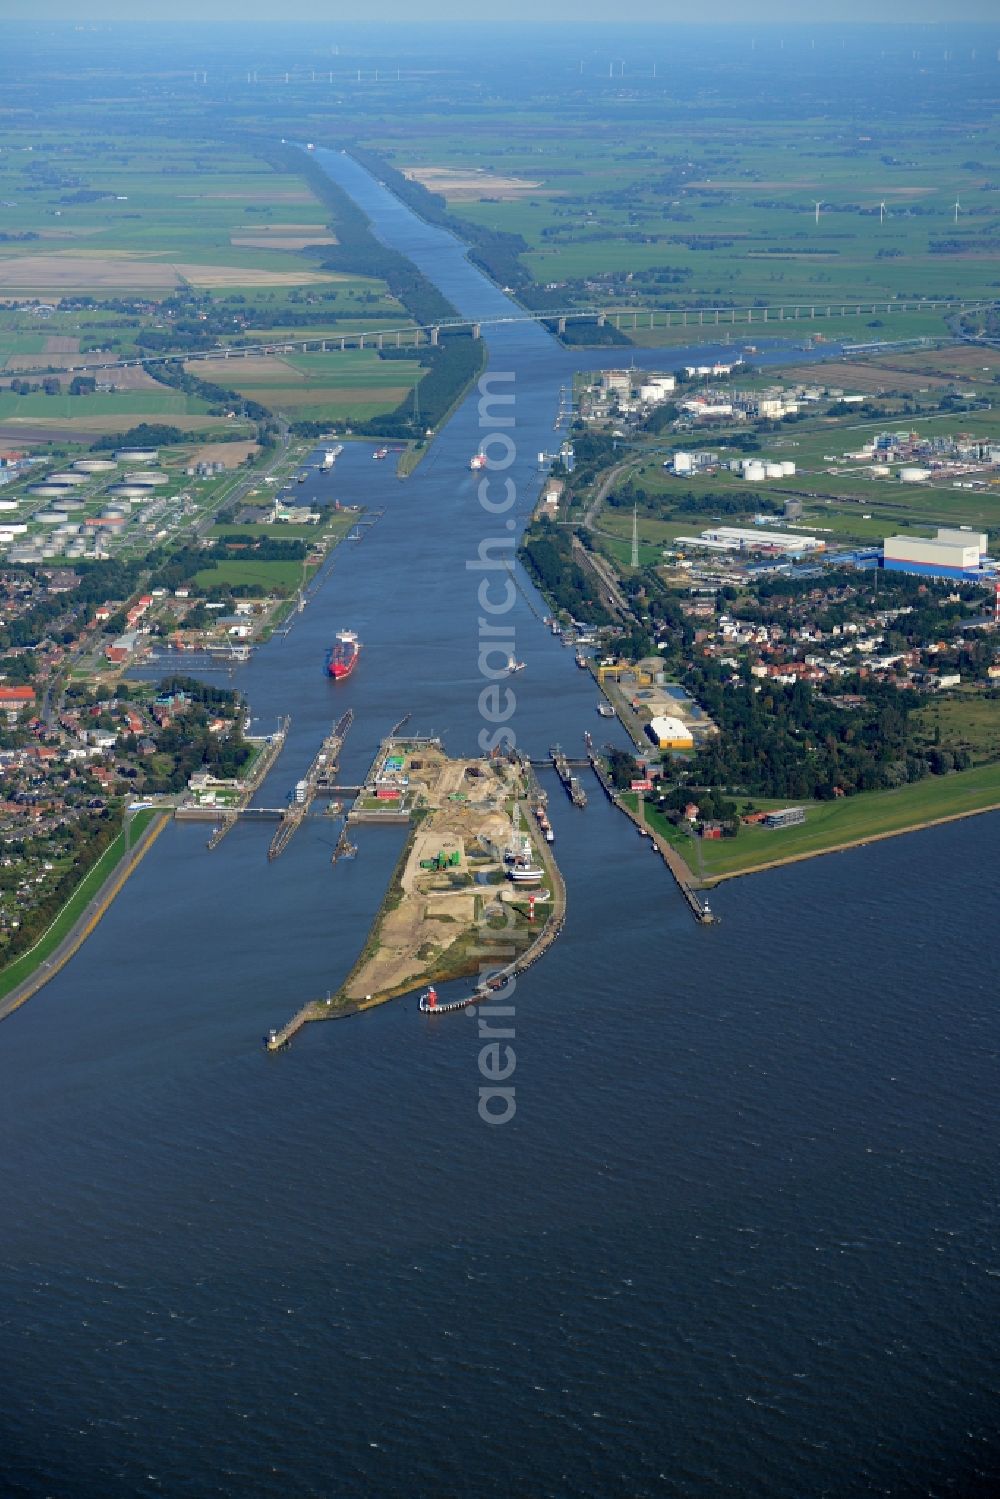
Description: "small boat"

(372, 447), (389, 460)
(597, 702), (616, 718)
(576, 652), (588, 669)
(469, 452), (486, 471)
(507, 656), (526, 674)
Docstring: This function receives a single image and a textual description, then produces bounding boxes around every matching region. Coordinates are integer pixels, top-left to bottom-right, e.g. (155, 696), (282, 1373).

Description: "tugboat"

(506, 655), (526, 674)
(469, 452), (487, 471)
(597, 702), (616, 718)
(372, 447), (389, 460)
(325, 629), (361, 680)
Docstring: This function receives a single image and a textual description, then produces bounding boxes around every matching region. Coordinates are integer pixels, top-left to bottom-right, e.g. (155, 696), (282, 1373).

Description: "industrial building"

(676, 526), (822, 556)
(646, 715), (695, 751)
(882, 529), (988, 580)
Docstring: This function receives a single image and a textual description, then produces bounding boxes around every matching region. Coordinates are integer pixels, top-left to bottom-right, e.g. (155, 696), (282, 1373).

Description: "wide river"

(0, 151), (998, 1499)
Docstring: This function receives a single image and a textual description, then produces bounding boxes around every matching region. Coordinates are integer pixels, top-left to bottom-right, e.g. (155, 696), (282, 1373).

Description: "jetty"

(587, 745), (715, 925)
(268, 710), (354, 861)
(550, 744), (587, 807)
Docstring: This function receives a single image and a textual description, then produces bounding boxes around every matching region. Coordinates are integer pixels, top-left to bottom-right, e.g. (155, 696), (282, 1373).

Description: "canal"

(0, 150), (997, 1499)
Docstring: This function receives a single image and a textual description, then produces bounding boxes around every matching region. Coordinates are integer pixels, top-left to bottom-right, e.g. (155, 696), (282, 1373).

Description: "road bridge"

(33, 299), (994, 380)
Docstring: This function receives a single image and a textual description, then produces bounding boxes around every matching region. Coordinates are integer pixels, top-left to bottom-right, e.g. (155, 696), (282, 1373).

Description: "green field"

(688, 766), (1000, 880)
(195, 558), (305, 591)
(363, 101), (1000, 333)
(188, 348), (423, 422)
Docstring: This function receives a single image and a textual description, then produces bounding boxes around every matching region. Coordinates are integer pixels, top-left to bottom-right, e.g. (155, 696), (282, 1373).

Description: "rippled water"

(0, 153), (997, 1499)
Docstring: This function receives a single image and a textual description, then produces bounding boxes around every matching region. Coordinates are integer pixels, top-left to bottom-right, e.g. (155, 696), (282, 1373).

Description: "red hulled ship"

(326, 629), (361, 680)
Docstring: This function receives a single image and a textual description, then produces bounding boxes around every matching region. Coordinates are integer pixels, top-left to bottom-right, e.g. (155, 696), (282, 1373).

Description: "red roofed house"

(0, 684), (35, 721)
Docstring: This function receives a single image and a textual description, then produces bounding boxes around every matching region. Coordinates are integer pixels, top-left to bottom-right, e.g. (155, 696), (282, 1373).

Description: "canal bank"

(0, 135), (998, 1499)
(0, 808), (169, 1023)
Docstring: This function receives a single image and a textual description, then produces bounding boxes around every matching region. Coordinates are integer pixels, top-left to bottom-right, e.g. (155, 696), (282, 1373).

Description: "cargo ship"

(372, 447), (389, 460)
(469, 452), (486, 471)
(506, 654), (526, 674)
(326, 629), (361, 680)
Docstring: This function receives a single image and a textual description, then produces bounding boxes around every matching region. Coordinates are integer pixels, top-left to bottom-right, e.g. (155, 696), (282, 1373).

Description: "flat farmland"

(366, 104), (1000, 333)
(186, 349), (422, 422)
(0, 132), (399, 345)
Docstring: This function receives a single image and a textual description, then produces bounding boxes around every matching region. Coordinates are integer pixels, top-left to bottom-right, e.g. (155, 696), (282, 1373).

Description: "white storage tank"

(743, 462), (766, 482)
(56, 498), (84, 512)
(124, 470), (168, 486)
(115, 447), (158, 463)
(899, 467), (931, 483)
(73, 458), (118, 474)
(108, 486), (146, 500)
(35, 510), (68, 524)
(46, 471), (88, 486)
(29, 484), (74, 498)
(779, 461), (796, 477)
(672, 451), (693, 475)
(765, 463), (784, 479)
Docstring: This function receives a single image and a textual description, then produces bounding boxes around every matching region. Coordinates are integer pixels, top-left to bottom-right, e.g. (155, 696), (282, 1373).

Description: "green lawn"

(195, 558), (304, 591)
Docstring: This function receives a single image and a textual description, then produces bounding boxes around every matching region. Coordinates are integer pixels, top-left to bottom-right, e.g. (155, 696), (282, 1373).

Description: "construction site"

(266, 739), (565, 1045)
(338, 741), (551, 1007)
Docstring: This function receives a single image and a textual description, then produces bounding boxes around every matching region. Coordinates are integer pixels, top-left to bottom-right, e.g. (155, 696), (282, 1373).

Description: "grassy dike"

(0, 809), (165, 1014)
(627, 763), (1000, 885)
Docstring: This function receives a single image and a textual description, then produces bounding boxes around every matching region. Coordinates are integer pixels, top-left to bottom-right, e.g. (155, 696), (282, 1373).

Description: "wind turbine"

(814, 200), (822, 225)
(879, 200), (886, 224)
(954, 195), (961, 224)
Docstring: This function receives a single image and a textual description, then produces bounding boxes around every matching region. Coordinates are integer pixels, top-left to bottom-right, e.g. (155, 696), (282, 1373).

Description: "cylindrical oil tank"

(115, 447), (157, 463)
(73, 458), (118, 473)
(123, 470), (168, 486)
(46, 471), (88, 486)
(779, 461), (796, 476)
(743, 462), (766, 482)
(900, 466), (931, 483)
(29, 484), (74, 498)
(765, 463), (784, 479)
(35, 510), (68, 524)
(107, 485), (146, 500)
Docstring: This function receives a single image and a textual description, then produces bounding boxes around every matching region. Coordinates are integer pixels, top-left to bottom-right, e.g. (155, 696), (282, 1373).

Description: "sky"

(6, 2), (1000, 22)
